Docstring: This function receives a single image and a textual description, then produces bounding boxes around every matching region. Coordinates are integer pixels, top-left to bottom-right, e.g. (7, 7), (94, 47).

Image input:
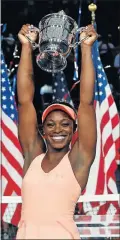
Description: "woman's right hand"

(18, 24), (38, 46)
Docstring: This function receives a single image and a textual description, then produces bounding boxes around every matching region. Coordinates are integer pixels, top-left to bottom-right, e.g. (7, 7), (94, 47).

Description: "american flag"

(52, 71), (74, 106)
(77, 39), (120, 215)
(1, 50), (24, 226)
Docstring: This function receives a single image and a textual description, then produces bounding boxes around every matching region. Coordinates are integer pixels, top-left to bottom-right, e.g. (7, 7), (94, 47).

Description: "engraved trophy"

(26, 10), (89, 73)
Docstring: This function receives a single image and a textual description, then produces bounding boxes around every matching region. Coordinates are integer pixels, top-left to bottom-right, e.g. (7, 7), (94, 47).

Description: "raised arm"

(70, 25), (97, 189)
(17, 24), (45, 175)
(78, 25), (97, 160)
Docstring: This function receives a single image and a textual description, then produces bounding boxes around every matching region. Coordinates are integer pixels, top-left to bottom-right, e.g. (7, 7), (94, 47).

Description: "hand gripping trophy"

(25, 10), (89, 73)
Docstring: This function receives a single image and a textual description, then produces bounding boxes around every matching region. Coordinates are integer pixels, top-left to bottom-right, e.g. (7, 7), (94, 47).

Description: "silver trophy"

(26, 10), (89, 73)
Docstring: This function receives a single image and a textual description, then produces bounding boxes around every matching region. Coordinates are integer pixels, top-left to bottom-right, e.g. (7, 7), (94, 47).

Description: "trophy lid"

(39, 10), (78, 31)
(58, 10), (66, 15)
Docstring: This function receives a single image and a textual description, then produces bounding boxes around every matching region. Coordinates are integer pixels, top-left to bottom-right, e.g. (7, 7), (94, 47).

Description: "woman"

(16, 23), (97, 239)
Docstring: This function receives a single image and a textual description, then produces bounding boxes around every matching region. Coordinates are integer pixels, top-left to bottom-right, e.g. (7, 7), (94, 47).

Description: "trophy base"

(36, 51), (67, 73)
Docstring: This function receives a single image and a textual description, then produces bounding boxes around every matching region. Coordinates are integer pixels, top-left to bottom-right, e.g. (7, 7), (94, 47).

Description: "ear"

(42, 125), (45, 135)
(42, 126), (46, 138)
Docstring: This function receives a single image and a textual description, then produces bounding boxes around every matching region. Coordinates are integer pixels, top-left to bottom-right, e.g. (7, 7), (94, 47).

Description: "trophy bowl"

(36, 10), (78, 73)
(25, 11), (88, 73)
(36, 50), (67, 73)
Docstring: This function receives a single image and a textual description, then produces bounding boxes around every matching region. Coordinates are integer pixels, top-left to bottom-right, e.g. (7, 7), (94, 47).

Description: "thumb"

(80, 31), (87, 40)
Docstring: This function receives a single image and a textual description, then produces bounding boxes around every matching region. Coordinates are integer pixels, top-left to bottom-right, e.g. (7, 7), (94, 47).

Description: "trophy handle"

(25, 25), (40, 50)
(69, 27), (90, 49)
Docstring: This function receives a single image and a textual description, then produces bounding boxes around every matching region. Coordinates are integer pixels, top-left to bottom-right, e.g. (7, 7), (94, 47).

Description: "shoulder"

(23, 152), (45, 177)
(31, 153), (45, 165)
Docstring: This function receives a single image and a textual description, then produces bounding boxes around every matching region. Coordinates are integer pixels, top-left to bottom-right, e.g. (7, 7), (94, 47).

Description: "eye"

(46, 122), (54, 128)
(62, 122), (70, 127)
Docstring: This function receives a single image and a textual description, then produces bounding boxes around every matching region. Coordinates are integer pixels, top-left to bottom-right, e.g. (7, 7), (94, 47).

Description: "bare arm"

(78, 38), (97, 162)
(70, 25), (97, 189)
(17, 25), (45, 175)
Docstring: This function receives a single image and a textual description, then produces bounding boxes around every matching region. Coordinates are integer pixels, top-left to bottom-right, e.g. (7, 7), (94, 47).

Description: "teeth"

(52, 136), (65, 140)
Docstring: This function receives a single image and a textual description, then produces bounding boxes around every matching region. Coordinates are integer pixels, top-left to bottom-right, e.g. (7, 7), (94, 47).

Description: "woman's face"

(43, 110), (74, 150)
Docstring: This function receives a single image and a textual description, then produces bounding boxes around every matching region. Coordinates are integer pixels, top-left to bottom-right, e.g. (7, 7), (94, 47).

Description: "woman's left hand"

(80, 24), (98, 46)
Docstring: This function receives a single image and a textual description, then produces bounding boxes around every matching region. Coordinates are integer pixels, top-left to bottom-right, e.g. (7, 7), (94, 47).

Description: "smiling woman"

(42, 106), (75, 150)
(16, 23), (98, 239)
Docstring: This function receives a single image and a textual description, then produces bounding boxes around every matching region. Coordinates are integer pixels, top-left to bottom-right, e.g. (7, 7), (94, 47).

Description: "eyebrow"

(46, 118), (71, 122)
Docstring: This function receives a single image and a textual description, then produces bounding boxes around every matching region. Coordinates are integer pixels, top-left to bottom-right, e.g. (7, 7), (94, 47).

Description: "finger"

(87, 24), (94, 28)
(87, 24), (95, 29)
(20, 28), (29, 35)
(86, 25), (95, 33)
(19, 29), (28, 36)
(86, 28), (94, 35)
(87, 33), (98, 41)
(20, 24), (31, 33)
(87, 29), (98, 38)
(80, 26), (94, 37)
(20, 24), (30, 27)
(19, 30), (26, 36)
(80, 30), (88, 39)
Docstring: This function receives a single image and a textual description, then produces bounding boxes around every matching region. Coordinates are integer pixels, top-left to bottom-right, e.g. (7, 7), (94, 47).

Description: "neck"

(46, 146), (70, 163)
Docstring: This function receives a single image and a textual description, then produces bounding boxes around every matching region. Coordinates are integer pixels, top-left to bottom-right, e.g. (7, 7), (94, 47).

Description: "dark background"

(2, 0), (120, 44)
(1, 0), (120, 120)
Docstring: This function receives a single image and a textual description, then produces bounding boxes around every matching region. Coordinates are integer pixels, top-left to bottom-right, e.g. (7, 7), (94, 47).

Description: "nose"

(54, 124), (62, 133)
